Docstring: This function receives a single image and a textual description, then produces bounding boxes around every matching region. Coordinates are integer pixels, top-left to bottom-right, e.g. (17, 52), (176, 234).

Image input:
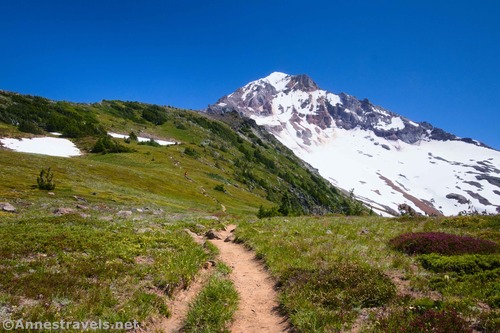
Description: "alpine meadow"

(0, 84), (498, 333)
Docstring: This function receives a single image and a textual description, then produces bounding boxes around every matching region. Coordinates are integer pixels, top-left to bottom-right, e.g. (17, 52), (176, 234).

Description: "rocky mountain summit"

(209, 72), (487, 148)
(208, 72), (500, 216)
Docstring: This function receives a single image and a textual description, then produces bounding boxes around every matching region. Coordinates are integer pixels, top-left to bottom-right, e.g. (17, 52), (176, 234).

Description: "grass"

(234, 215), (500, 332)
(183, 263), (238, 333)
(0, 142), (268, 217)
(0, 90), (366, 216)
(0, 214), (211, 331)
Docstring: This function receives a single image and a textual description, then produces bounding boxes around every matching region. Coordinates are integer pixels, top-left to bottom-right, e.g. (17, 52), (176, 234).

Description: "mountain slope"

(207, 72), (500, 216)
(0, 90), (363, 216)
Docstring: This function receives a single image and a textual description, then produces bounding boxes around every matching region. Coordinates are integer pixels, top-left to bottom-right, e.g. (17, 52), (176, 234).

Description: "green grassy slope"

(0, 90), (364, 216)
(235, 215), (499, 332)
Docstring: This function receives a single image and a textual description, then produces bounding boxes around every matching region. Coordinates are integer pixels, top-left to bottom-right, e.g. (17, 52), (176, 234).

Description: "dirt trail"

(210, 225), (289, 333)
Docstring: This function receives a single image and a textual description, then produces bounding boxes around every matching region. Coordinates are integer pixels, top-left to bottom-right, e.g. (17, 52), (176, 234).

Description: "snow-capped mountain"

(208, 72), (500, 216)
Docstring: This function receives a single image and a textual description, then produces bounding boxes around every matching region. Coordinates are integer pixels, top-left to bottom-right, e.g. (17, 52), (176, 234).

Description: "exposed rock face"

(446, 193), (469, 204)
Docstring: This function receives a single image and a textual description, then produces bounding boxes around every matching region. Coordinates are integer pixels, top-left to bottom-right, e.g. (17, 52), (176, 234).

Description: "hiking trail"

(209, 225), (289, 333)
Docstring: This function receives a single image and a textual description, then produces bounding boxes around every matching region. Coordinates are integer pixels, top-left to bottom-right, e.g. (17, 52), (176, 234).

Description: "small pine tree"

(257, 205), (269, 219)
(128, 131), (138, 141)
(278, 192), (291, 216)
(37, 167), (55, 190)
(92, 137), (107, 153)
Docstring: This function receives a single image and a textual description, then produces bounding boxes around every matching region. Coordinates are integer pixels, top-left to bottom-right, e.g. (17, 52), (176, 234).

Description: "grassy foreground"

(235, 215), (500, 332)
(0, 213), (221, 332)
(183, 263), (238, 333)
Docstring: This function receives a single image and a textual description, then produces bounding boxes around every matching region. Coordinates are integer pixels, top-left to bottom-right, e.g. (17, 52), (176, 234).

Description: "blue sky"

(1, 0), (499, 148)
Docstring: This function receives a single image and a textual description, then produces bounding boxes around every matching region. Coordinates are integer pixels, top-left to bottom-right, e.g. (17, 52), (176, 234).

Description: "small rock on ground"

(73, 196), (87, 202)
(53, 207), (74, 216)
(117, 210), (133, 217)
(0, 202), (16, 212)
(224, 234), (236, 242)
(205, 229), (222, 240)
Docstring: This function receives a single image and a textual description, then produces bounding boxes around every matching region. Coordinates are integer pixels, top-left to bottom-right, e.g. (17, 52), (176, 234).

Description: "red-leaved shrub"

(408, 309), (472, 333)
(375, 308), (472, 333)
(389, 232), (498, 255)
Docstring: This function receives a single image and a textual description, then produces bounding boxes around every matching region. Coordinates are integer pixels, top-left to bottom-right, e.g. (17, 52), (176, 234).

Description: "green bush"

(128, 131), (138, 141)
(141, 105), (168, 125)
(18, 120), (43, 134)
(91, 136), (134, 154)
(418, 254), (500, 274)
(175, 122), (188, 130)
(428, 268), (500, 308)
(184, 147), (200, 158)
(138, 138), (161, 147)
(37, 167), (55, 190)
(280, 262), (396, 309)
(214, 184), (225, 192)
(257, 205), (280, 219)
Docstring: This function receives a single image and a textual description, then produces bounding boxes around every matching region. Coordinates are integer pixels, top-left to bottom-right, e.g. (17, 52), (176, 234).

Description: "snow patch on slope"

(0, 137), (81, 157)
(374, 116), (405, 131)
(262, 72), (290, 91)
(108, 132), (176, 146)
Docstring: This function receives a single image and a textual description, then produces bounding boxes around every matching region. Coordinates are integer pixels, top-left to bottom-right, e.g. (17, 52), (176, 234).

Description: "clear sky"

(1, 0), (499, 149)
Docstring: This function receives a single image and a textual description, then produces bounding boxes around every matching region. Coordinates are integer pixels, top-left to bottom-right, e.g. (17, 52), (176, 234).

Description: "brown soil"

(210, 225), (289, 333)
(378, 173), (443, 216)
(143, 225), (288, 332)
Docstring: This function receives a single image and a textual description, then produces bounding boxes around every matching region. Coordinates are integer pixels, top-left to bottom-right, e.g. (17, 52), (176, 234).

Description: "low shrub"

(257, 205), (280, 219)
(389, 232), (498, 255)
(213, 184), (225, 192)
(373, 307), (472, 333)
(138, 138), (161, 147)
(428, 268), (500, 308)
(418, 254), (500, 274)
(280, 262), (396, 309)
(91, 136), (134, 154)
(408, 308), (471, 333)
(128, 131), (138, 141)
(184, 147), (199, 158)
(476, 311), (500, 332)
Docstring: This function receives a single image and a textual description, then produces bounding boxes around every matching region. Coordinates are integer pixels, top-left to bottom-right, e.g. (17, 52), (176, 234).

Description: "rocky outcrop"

(446, 193), (469, 204)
